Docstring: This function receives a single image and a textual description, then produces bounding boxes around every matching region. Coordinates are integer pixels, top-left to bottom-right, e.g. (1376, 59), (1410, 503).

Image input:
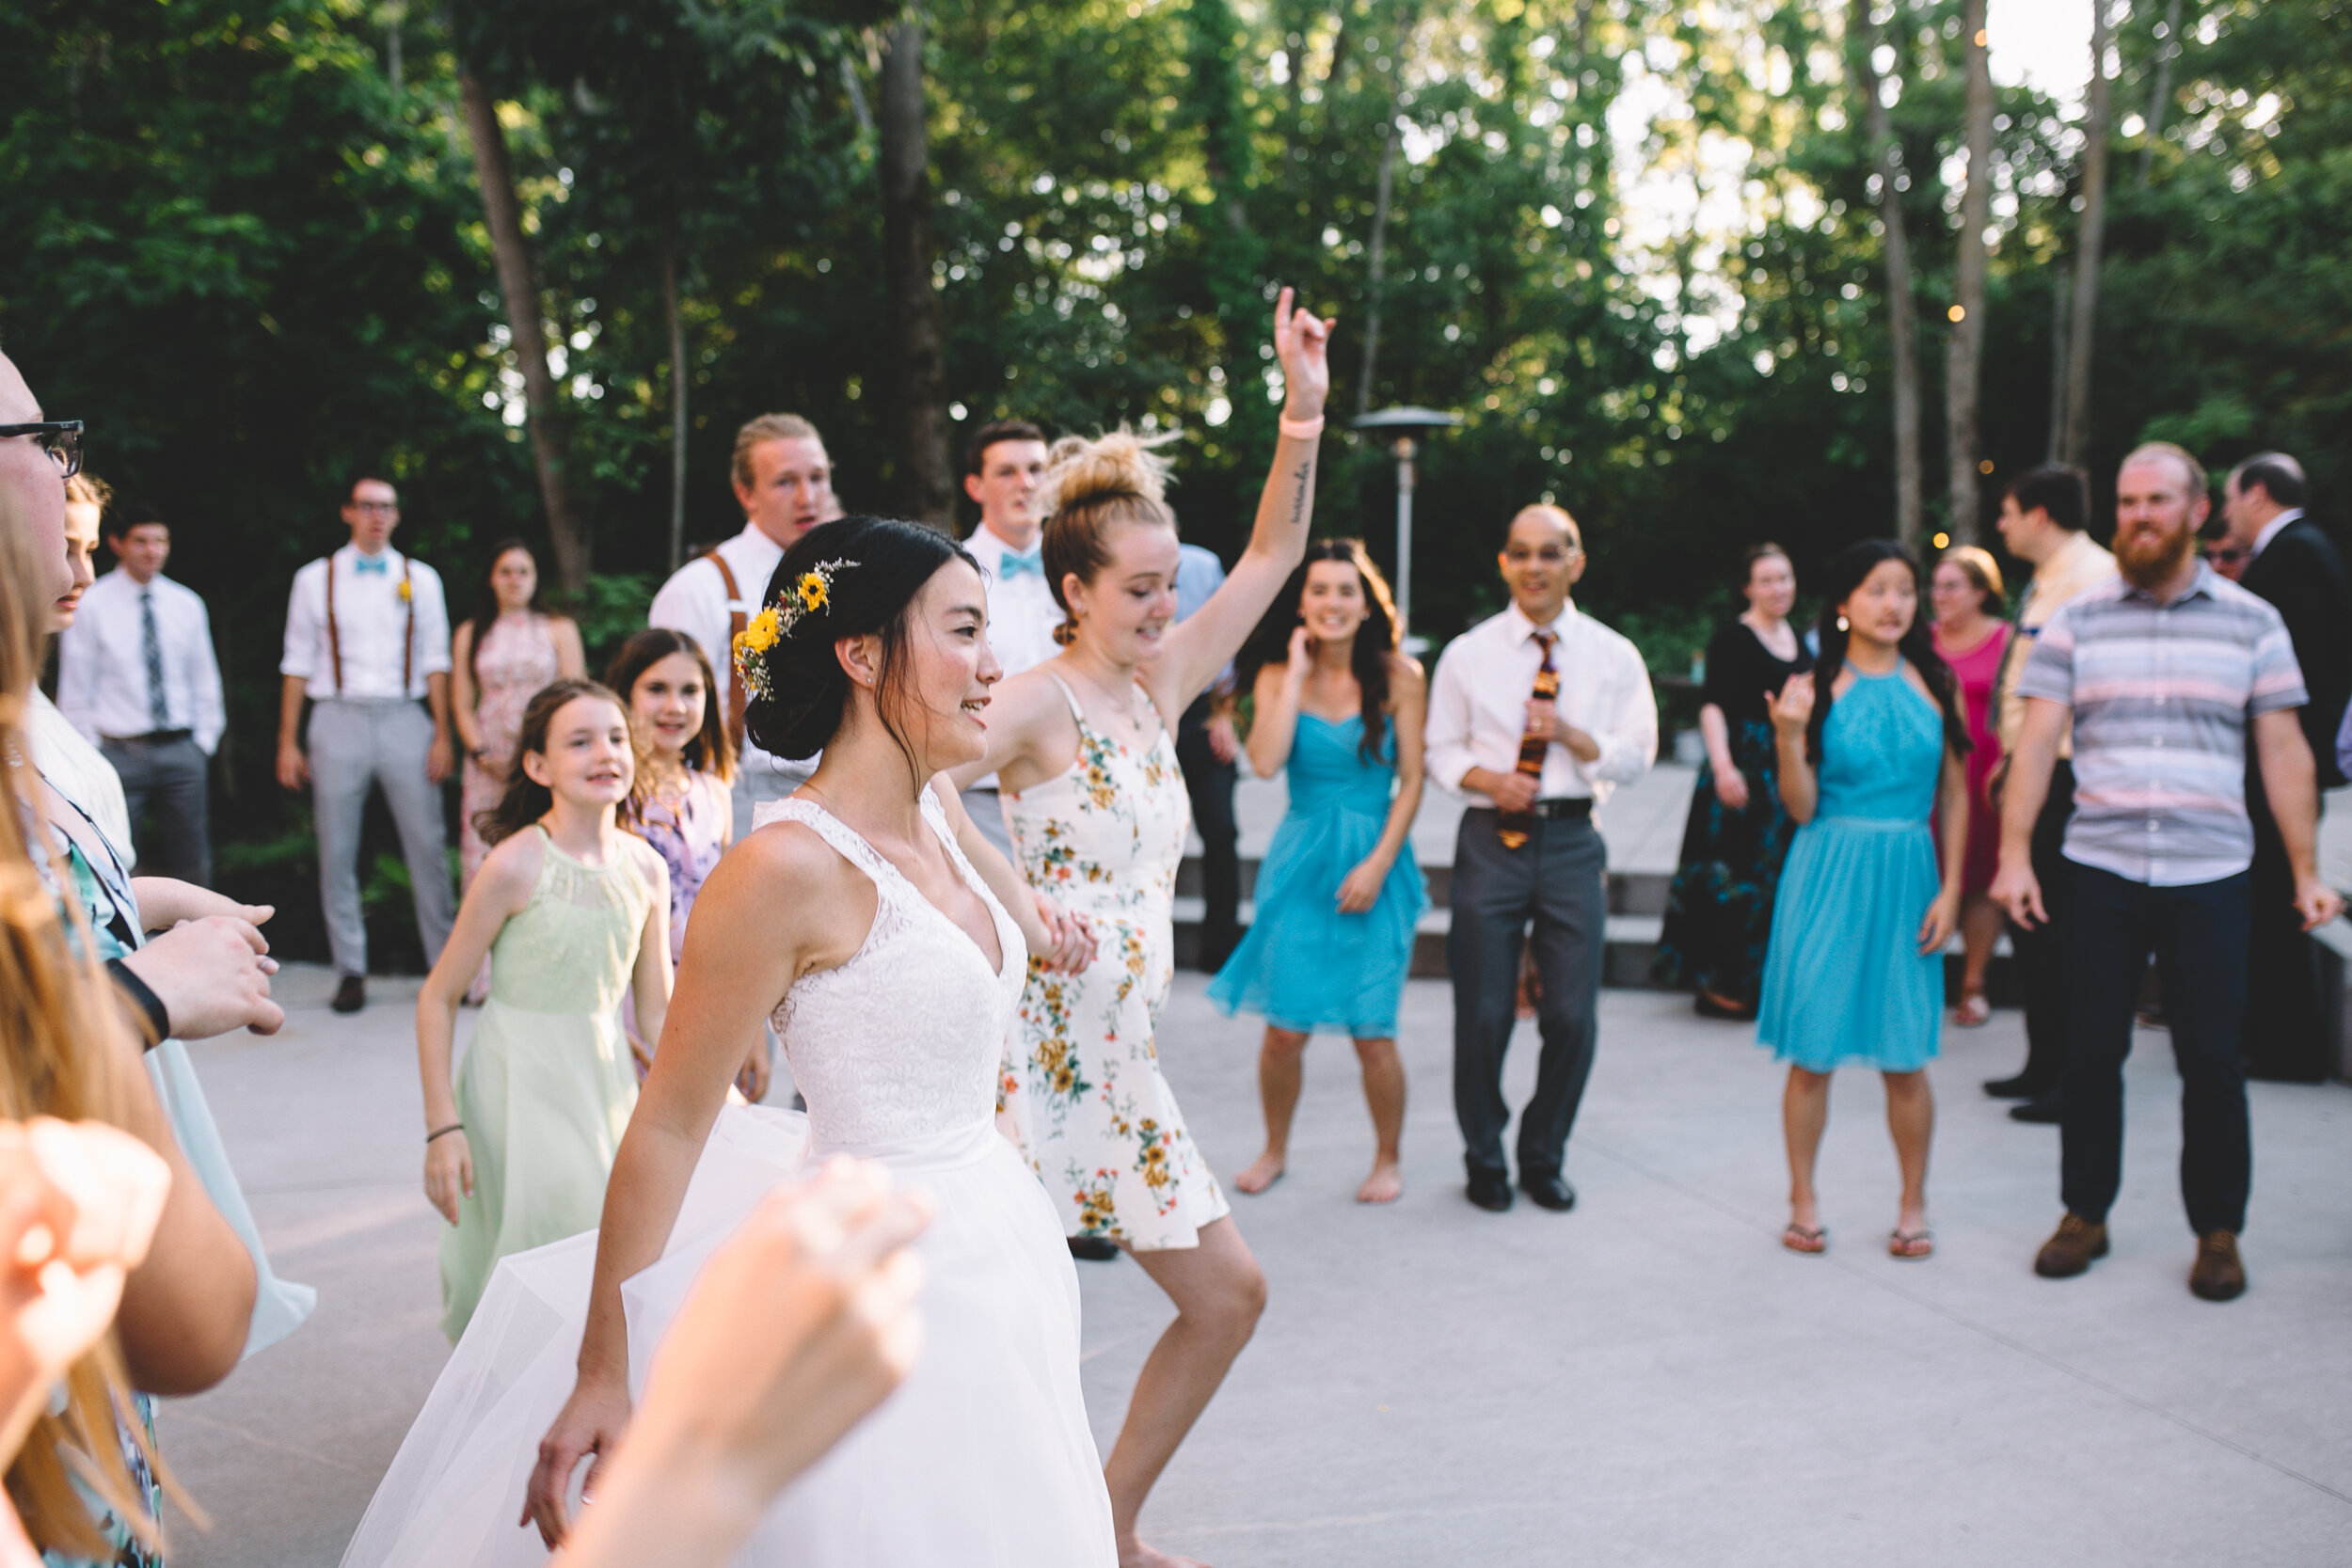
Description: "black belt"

(1474, 798), (1592, 820)
(103, 729), (192, 746)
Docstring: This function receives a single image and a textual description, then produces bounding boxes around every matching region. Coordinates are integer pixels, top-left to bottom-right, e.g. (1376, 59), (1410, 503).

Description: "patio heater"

(1350, 404), (1462, 649)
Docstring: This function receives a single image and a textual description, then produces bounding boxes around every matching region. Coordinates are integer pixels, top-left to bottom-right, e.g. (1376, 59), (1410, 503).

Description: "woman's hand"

(1282, 625), (1312, 680)
(1712, 768), (1751, 812)
(1765, 673), (1814, 736)
(1029, 893), (1097, 974)
(422, 1131), (472, 1226)
(1271, 286), (1333, 420)
(736, 1040), (772, 1104)
(1336, 857), (1390, 915)
(129, 879), (271, 935)
(526, 1371), (635, 1546)
(119, 914), (283, 1039)
(1917, 887), (1963, 956)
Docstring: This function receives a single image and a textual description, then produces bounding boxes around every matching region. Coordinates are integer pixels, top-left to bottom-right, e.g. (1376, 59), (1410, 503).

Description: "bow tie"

(998, 547), (1043, 580)
(353, 555), (390, 577)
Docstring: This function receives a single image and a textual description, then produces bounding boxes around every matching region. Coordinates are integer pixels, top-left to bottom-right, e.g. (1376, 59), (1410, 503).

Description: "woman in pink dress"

(452, 540), (585, 884)
(1930, 546), (2010, 1027)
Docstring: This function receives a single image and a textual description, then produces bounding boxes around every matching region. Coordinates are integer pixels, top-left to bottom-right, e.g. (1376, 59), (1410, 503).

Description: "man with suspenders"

(648, 413), (845, 838)
(278, 476), (457, 1014)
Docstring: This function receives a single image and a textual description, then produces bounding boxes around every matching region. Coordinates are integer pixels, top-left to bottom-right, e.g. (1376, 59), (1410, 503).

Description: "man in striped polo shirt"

(1994, 442), (2342, 1302)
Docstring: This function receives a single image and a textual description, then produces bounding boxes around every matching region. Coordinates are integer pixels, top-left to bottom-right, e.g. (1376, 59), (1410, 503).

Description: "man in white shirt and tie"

(57, 500), (226, 885)
(648, 412), (845, 837)
(277, 477), (456, 1014)
(1426, 504), (1658, 1213)
(958, 419), (1057, 861)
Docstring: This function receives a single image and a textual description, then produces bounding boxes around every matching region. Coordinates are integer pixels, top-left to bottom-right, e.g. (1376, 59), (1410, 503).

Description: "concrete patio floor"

(158, 961), (2352, 1567)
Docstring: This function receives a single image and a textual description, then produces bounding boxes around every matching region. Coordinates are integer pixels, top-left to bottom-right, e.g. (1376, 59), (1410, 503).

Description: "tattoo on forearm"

(1286, 461), (1311, 529)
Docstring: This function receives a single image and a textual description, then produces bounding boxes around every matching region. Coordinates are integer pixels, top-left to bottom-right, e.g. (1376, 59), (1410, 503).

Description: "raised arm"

(1766, 673), (1818, 825)
(1243, 637), (1310, 781)
(1151, 289), (1332, 715)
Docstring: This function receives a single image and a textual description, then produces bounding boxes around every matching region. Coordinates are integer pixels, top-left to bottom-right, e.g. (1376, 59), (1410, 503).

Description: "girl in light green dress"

(417, 679), (670, 1339)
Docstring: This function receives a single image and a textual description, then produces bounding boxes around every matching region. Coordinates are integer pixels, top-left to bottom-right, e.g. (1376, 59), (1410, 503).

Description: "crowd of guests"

(6, 301), (2349, 1563)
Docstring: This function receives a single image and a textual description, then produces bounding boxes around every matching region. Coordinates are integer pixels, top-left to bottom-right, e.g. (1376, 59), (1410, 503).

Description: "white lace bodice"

(757, 788), (1026, 1151)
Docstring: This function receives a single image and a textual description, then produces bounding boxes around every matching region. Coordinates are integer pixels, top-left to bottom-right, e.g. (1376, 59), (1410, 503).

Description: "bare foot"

(1356, 1161), (1404, 1204)
(1233, 1151), (1285, 1195)
(1120, 1541), (1210, 1568)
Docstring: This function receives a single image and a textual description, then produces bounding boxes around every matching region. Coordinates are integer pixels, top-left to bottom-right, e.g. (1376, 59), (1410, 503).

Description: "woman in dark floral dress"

(1655, 544), (1812, 1018)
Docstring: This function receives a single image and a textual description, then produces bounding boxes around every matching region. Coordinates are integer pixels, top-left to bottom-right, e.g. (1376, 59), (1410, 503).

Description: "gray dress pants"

(101, 734), (212, 885)
(1448, 807), (1607, 1180)
(309, 699), (455, 978)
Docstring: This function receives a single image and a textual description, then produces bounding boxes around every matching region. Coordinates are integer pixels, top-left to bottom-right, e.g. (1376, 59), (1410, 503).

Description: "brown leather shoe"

(2189, 1231), (2246, 1302)
(2034, 1212), (2109, 1278)
(330, 974), (367, 1014)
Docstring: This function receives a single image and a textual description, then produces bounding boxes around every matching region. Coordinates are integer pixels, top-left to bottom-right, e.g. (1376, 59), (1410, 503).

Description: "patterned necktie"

(1497, 629), (1560, 850)
(139, 588), (170, 731)
(998, 546), (1043, 579)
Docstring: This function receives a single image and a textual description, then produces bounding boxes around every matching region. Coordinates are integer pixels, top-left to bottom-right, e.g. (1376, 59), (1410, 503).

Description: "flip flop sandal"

(1782, 1223), (1827, 1255)
(1953, 992), (1991, 1028)
(1888, 1228), (1934, 1259)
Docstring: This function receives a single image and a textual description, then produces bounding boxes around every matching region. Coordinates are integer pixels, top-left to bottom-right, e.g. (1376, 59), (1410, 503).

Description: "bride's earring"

(1836, 614), (1850, 632)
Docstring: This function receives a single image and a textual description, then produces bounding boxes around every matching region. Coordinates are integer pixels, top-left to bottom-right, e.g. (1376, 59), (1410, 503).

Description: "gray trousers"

(959, 785), (1016, 865)
(730, 752), (817, 842)
(101, 734), (211, 886)
(309, 699), (455, 978)
(1448, 808), (1607, 1180)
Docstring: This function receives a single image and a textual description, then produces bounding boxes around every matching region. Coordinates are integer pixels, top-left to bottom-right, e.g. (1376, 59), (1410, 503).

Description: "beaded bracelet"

(425, 1123), (466, 1145)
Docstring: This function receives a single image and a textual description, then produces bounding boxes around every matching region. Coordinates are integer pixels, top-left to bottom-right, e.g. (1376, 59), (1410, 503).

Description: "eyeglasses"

(0, 420), (83, 480)
(1505, 545), (1583, 564)
(2203, 545), (2249, 564)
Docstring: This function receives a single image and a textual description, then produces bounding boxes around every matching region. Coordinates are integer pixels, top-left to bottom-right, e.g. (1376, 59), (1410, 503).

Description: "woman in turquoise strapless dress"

(1756, 541), (1969, 1261)
(1213, 540), (1428, 1203)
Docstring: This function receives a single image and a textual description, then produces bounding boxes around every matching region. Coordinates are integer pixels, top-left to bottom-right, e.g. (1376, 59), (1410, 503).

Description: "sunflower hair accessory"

(733, 558), (858, 704)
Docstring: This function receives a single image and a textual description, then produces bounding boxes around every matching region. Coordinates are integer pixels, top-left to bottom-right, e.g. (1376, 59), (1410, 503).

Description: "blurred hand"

(736, 1039), (772, 1104)
(129, 879), (270, 935)
(1283, 625), (1312, 676)
(1766, 672), (1814, 736)
(1712, 768), (1751, 812)
(1335, 858), (1388, 915)
(276, 739), (309, 793)
(1206, 713), (1239, 766)
(1029, 893), (1097, 974)
(1991, 855), (2045, 929)
(1483, 770), (1540, 816)
(1271, 286), (1334, 420)
(2292, 875), (2344, 933)
(427, 732), (455, 785)
(422, 1131), (472, 1227)
(119, 915), (283, 1039)
(1916, 888), (1962, 956)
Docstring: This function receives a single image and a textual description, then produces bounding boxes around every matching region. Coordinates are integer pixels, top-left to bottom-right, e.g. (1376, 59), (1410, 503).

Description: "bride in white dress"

(341, 516), (1115, 1566)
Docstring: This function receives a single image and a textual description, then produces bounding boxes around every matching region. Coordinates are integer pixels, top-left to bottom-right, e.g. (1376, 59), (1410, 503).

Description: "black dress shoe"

(1465, 1169), (1514, 1212)
(1982, 1072), (2042, 1100)
(1067, 1235), (1120, 1262)
(330, 974), (367, 1014)
(2010, 1091), (2061, 1124)
(1521, 1172), (1577, 1212)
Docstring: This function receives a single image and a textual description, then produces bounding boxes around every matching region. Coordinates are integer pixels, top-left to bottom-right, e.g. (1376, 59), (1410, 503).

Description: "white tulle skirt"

(339, 1104), (1116, 1567)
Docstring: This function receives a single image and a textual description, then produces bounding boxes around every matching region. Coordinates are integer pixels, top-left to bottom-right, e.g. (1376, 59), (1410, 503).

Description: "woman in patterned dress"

(954, 289), (1331, 1568)
(451, 541), (585, 885)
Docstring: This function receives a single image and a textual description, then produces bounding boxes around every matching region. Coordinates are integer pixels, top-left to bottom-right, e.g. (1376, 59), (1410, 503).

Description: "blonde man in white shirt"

(958, 418), (1056, 861)
(1426, 504), (1657, 1213)
(277, 477), (456, 1014)
(58, 501), (226, 885)
(647, 413), (844, 837)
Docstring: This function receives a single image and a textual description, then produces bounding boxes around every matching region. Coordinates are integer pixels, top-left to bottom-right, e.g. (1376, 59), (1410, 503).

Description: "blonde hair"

(0, 491), (172, 1560)
(1939, 544), (2006, 612)
(1038, 428), (1179, 644)
(730, 413), (824, 491)
(63, 473), (110, 514)
(2122, 440), (2209, 499)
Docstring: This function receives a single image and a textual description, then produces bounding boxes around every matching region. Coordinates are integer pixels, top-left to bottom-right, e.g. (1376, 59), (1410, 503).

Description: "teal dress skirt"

(1210, 712), (1428, 1037)
(1755, 668), (1947, 1072)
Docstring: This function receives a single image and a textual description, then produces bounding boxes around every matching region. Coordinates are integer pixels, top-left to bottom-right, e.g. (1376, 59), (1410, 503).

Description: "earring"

(1836, 615), (1850, 632)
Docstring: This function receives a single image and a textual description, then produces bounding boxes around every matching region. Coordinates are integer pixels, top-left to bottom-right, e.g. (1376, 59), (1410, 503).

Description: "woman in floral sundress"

(954, 288), (1331, 1568)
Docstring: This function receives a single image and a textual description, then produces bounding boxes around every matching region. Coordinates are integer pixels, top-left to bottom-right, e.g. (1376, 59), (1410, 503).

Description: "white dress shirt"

(1426, 599), (1658, 811)
(964, 522), (1063, 680)
(57, 569), (227, 753)
(280, 545), (452, 701)
(648, 521), (789, 774)
(2249, 506), (2303, 563)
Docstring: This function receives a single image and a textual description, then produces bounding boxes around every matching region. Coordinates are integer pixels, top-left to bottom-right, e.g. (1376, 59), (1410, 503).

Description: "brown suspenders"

(703, 548), (750, 748)
(321, 553), (418, 696)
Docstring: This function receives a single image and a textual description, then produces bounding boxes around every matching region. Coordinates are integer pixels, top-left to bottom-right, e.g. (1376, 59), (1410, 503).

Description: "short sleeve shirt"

(2015, 562), (2307, 886)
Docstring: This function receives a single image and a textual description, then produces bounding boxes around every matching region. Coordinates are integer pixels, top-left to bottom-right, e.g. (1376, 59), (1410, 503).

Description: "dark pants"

(1176, 694), (1240, 971)
(2058, 862), (2252, 1236)
(1448, 808), (1606, 1180)
(2007, 759), (2076, 1092)
(2243, 773), (2326, 1082)
(100, 733), (212, 886)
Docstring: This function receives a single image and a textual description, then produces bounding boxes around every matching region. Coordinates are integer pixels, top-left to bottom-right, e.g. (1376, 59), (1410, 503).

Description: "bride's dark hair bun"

(740, 516), (977, 762)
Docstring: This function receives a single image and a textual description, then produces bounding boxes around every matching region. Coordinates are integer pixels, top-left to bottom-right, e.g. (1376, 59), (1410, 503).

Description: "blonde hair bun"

(1037, 427), (1178, 521)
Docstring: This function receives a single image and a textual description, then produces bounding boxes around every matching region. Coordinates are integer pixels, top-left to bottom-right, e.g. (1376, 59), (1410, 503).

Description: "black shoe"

(1067, 1235), (1120, 1262)
(1466, 1169), (1514, 1212)
(330, 974), (367, 1014)
(2010, 1091), (2062, 1124)
(1521, 1171), (1577, 1212)
(1982, 1072), (2042, 1100)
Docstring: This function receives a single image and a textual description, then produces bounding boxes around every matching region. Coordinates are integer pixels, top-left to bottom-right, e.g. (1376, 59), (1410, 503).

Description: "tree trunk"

(662, 223), (690, 573)
(2062, 2), (2113, 469)
(457, 71), (587, 590)
(1355, 117), (1397, 420)
(1851, 0), (1924, 547)
(2137, 0), (2184, 188)
(1943, 0), (1994, 545)
(879, 23), (952, 528)
(2045, 271), (2071, 462)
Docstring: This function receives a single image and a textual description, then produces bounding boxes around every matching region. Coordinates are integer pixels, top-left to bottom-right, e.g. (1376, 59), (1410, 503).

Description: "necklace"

(1064, 661), (1152, 736)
